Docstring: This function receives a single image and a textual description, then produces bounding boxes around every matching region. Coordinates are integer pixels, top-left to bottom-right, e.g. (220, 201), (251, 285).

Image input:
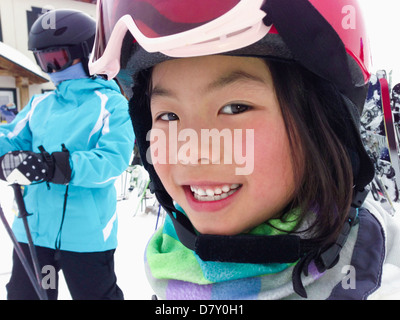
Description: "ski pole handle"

(10, 184), (30, 219)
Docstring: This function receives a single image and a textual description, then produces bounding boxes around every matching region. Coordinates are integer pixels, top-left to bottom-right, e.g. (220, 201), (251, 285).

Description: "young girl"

(89, 0), (400, 299)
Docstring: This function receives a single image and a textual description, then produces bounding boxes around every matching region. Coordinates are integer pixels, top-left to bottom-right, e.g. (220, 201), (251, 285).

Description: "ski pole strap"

(38, 145), (54, 181)
(54, 185), (69, 260)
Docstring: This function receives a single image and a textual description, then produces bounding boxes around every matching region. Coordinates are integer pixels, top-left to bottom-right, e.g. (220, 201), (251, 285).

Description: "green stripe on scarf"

(146, 208), (301, 285)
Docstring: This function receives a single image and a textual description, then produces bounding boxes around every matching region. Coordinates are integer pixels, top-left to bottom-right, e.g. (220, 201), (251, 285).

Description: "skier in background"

(89, 0), (400, 299)
(0, 103), (18, 123)
(0, 9), (134, 299)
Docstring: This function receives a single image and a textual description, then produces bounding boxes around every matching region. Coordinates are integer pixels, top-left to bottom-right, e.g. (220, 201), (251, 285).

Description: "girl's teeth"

(206, 189), (214, 197)
(221, 185), (230, 193)
(190, 184), (241, 202)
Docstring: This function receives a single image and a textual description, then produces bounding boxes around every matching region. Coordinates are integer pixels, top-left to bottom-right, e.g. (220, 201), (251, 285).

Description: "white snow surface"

(0, 174), (159, 300)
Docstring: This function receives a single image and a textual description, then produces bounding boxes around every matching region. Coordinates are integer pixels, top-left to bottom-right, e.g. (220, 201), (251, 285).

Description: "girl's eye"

(158, 112), (179, 121)
(219, 104), (250, 115)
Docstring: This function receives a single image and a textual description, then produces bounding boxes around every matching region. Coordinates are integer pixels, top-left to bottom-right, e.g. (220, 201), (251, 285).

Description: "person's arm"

(68, 94), (135, 188)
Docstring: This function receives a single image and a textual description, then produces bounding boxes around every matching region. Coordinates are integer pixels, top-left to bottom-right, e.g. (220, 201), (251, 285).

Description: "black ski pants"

(6, 243), (124, 300)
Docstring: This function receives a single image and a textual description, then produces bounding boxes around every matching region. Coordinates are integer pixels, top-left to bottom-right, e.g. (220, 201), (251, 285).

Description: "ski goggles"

(34, 44), (87, 73)
(89, 0), (271, 79)
(34, 47), (75, 73)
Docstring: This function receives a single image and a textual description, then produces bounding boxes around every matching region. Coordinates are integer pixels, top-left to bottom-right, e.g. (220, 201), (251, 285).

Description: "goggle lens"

(35, 48), (71, 72)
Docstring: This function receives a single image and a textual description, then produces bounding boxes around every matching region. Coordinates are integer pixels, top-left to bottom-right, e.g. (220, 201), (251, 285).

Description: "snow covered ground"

(0, 172), (161, 300)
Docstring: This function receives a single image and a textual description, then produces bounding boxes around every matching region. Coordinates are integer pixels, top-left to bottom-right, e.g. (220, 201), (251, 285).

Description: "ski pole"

(10, 184), (48, 300)
(0, 204), (47, 300)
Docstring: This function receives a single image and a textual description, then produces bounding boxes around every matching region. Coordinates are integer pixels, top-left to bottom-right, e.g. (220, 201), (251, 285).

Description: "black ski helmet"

(28, 9), (96, 74)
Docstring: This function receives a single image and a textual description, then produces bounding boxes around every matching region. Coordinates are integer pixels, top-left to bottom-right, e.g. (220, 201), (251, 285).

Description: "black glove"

(0, 145), (71, 185)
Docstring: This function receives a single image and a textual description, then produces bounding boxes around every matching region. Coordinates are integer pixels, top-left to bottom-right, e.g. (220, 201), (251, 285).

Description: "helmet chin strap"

(156, 186), (368, 298)
(156, 185), (369, 267)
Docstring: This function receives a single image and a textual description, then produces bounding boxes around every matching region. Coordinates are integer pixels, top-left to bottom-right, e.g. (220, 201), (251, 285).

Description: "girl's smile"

(189, 183), (242, 201)
(182, 183), (242, 213)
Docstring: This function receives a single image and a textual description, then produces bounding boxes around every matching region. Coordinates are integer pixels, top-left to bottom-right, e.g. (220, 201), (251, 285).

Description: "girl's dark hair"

(130, 58), (359, 250)
(265, 59), (356, 247)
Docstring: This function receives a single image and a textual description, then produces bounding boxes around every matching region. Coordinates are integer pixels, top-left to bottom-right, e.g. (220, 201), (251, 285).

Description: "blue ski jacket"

(0, 77), (135, 252)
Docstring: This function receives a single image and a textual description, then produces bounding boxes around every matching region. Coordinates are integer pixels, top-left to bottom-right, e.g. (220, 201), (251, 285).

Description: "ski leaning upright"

(379, 77), (400, 195)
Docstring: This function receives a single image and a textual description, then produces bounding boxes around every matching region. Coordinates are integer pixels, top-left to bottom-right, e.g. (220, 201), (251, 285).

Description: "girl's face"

(150, 55), (297, 235)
